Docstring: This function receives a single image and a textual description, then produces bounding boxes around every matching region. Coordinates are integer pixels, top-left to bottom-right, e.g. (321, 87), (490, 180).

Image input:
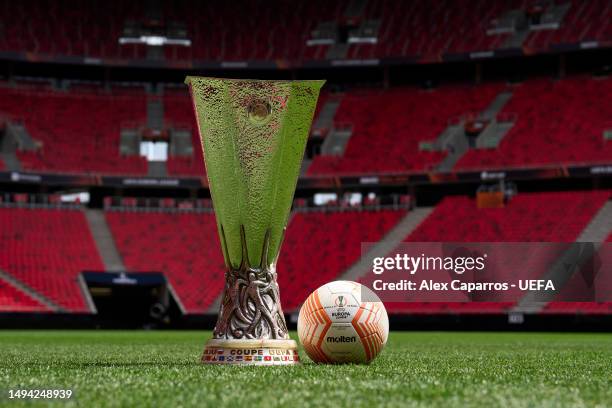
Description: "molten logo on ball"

(298, 280), (389, 364)
(326, 335), (357, 343)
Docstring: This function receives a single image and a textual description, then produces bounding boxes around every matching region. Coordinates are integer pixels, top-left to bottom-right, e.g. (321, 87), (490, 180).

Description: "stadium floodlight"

(185, 76), (325, 365)
(118, 36), (191, 46)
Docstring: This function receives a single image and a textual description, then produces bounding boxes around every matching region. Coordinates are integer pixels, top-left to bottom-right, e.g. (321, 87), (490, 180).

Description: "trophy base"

(201, 338), (300, 365)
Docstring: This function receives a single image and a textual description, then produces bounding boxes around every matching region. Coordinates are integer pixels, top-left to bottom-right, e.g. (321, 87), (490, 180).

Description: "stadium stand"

(278, 209), (405, 310)
(308, 83), (503, 175)
(384, 191), (610, 314)
(457, 76), (612, 169)
(105, 211), (226, 313)
(0, 76), (608, 177)
(346, 0), (512, 60)
(405, 191), (609, 242)
(0, 1), (609, 321)
(0, 1), (142, 58)
(0, 194), (608, 314)
(0, 86), (148, 175)
(0, 208), (103, 311)
(525, 0), (612, 52)
(106, 208), (404, 313)
(2, 76), (608, 177)
(0, 278), (49, 312)
(2, 1), (610, 63)
(164, 0), (348, 62)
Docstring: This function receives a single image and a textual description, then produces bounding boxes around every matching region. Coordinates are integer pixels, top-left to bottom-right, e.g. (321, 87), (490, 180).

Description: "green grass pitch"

(1, 331), (611, 407)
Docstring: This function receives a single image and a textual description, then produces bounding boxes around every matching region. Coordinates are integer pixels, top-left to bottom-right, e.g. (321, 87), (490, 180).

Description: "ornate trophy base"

(201, 258), (299, 365)
(201, 339), (300, 365)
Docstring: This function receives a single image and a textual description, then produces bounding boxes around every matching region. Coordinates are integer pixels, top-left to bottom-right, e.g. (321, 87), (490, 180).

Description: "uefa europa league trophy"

(186, 77), (324, 365)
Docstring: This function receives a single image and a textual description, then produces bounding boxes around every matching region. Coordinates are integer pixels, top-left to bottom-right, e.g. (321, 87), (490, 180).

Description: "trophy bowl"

(185, 77), (325, 365)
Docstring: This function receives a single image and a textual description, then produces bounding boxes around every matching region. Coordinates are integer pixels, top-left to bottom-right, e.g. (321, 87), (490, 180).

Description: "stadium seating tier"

(457, 77), (612, 169)
(1, 75), (610, 177)
(0, 1), (610, 63)
(0, 208), (104, 311)
(0, 278), (50, 312)
(405, 191), (609, 242)
(106, 211), (226, 313)
(0, 87), (148, 175)
(308, 84), (503, 175)
(383, 191), (610, 314)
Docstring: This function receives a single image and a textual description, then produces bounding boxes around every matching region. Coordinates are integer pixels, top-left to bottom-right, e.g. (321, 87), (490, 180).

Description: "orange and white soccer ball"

(297, 280), (389, 364)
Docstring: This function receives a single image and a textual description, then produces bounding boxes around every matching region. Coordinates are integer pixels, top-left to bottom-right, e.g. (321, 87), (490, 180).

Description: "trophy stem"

(214, 264), (289, 340)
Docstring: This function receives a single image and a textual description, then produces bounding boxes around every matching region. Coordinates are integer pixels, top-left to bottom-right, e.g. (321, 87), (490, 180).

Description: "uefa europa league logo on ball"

(185, 77), (324, 365)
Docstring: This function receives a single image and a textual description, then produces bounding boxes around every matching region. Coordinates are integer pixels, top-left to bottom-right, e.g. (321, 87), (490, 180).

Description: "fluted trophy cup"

(186, 77), (324, 365)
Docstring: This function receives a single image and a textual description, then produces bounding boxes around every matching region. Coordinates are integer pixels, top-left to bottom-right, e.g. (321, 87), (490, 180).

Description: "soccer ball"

(297, 280), (389, 364)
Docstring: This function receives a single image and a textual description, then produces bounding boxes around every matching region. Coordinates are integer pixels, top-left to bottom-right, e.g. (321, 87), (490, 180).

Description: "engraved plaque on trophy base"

(202, 339), (299, 365)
